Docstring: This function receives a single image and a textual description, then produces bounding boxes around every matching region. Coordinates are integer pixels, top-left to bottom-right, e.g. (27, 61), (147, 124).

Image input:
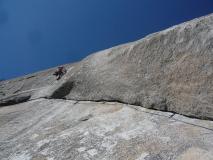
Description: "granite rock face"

(1, 99), (213, 160)
(1, 14), (213, 120)
(0, 14), (213, 115)
(63, 13), (213, 120)
(0, 14), (213, 160)
(59, 13), (212, 120)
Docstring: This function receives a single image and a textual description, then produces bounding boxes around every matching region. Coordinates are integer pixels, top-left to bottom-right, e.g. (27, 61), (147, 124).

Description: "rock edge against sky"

(1, 13), (213, 120)
(0, 13), (213, 160)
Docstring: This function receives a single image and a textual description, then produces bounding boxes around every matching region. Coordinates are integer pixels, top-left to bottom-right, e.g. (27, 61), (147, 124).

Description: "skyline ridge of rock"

(1, 13), (213, 160)
(0, 13), (213, 120)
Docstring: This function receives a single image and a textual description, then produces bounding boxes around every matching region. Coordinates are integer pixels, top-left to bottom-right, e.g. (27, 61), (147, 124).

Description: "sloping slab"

(1, 99), (213, 160)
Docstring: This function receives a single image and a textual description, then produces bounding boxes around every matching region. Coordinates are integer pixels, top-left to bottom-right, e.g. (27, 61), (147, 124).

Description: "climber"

(53, 66), (67, 80)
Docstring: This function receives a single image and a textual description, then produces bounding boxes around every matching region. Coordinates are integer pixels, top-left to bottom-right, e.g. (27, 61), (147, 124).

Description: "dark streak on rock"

(50, 81), (75, 99)
(79, 114), (93, 122)
(0, 95), (31, 107)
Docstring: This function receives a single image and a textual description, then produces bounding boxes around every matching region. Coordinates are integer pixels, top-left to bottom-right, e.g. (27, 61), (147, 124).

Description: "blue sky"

(0, 0), (213, 79)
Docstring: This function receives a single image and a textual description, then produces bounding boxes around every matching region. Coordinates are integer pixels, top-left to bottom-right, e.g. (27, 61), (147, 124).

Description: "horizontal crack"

(1, 97), (213, 132)
(171, 117), (213, 132)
